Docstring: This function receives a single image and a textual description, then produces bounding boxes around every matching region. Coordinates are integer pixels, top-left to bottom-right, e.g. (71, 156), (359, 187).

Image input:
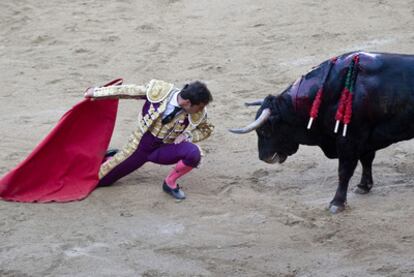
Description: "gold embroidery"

(189, 108), (207, 125)
(99, 130), (143, 179)
(94, 84), (147, 98)
(185, 119), (214, 143)
(146, 80), (174, 103)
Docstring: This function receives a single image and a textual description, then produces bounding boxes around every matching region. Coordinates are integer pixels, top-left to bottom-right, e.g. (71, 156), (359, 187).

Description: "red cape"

(0, 79), (122, 202)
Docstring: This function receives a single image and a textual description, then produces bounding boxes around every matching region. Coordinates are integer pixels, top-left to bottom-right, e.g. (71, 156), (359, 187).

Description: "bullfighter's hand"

(84, 87), (95, 98)
(174, 134), (188, 144)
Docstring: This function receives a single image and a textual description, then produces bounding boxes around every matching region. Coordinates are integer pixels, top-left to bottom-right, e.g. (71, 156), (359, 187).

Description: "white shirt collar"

(162, 88), (183, 119)
(169, 88), (181, 108)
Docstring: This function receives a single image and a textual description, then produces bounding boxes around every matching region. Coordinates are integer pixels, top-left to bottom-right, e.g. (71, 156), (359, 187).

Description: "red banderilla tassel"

(307, 87), (323, 129)
(342, 54), (359, 136)
(307, 57), (337, 129)
(334, 87), (349, 133)
(342, 92), (353, 136)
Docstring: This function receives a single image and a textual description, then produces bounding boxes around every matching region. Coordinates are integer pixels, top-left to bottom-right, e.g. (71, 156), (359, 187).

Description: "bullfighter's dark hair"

(180, 81), (213, 105)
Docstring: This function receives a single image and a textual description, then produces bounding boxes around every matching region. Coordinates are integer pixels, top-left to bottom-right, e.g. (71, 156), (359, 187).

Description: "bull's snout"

(260, 152), (287, 164)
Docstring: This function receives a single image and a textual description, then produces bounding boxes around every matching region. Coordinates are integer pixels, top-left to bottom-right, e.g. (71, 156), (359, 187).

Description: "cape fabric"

(0, 79), (122, 202)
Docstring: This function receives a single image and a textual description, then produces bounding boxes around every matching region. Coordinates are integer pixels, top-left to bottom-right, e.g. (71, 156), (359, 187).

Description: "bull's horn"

(229, 108), (271, 134)
(244, 100), (263, 106)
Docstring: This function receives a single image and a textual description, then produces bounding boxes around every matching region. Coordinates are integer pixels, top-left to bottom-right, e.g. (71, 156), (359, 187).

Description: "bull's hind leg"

(330, 158), (358, 213)
(354, 151), (375, 194)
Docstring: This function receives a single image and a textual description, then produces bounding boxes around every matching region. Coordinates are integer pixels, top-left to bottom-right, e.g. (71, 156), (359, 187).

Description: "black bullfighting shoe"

(102, 149), (119, 163)
(105, 149), (119, 158)
(162, 182), (186, 200)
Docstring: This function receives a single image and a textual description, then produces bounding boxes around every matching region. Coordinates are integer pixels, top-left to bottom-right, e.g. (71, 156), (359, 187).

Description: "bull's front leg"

(329, 157), (358, 213)
(353, 151), (375, 194)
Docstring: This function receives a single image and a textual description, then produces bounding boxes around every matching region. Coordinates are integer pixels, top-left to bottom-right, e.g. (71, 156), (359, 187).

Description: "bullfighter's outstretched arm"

(88, 84), (148, 99)
(85, 79), (175, 101)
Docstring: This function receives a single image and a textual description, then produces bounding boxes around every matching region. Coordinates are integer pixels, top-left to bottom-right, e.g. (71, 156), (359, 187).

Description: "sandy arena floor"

(1, 0), (414, 276)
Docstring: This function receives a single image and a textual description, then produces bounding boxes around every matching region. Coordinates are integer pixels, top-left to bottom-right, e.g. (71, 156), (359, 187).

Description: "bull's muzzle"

(262, 152), (288, 164)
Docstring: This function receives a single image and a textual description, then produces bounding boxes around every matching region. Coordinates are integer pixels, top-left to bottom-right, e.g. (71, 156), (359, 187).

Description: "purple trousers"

(98, 132), (201, 186)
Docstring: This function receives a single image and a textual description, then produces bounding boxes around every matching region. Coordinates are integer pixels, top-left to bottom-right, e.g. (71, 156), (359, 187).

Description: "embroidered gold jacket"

(93, 79), (214, 179)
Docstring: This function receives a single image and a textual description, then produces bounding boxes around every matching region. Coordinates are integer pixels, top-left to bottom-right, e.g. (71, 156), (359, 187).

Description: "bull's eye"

(259, 129), (270, 138)
(257, 129), (264, 136)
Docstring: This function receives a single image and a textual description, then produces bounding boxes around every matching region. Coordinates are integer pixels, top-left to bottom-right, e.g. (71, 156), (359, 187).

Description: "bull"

(230, 51), (414, 213)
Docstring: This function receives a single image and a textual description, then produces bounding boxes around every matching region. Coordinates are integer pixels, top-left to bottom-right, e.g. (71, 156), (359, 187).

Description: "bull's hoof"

(353, 183), (373, 194)
(353, 186), (370, 194)
(328, 204), (345, 214)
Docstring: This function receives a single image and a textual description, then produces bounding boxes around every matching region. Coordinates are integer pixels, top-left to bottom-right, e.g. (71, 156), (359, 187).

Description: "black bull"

(230, 51), (414, 213)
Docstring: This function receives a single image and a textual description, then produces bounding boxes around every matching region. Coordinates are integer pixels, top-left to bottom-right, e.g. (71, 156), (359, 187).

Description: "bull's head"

(229, 95), (299, 164)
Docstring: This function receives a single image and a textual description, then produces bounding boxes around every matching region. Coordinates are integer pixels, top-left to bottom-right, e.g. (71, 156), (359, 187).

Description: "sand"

(1, 0), (414, 276)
